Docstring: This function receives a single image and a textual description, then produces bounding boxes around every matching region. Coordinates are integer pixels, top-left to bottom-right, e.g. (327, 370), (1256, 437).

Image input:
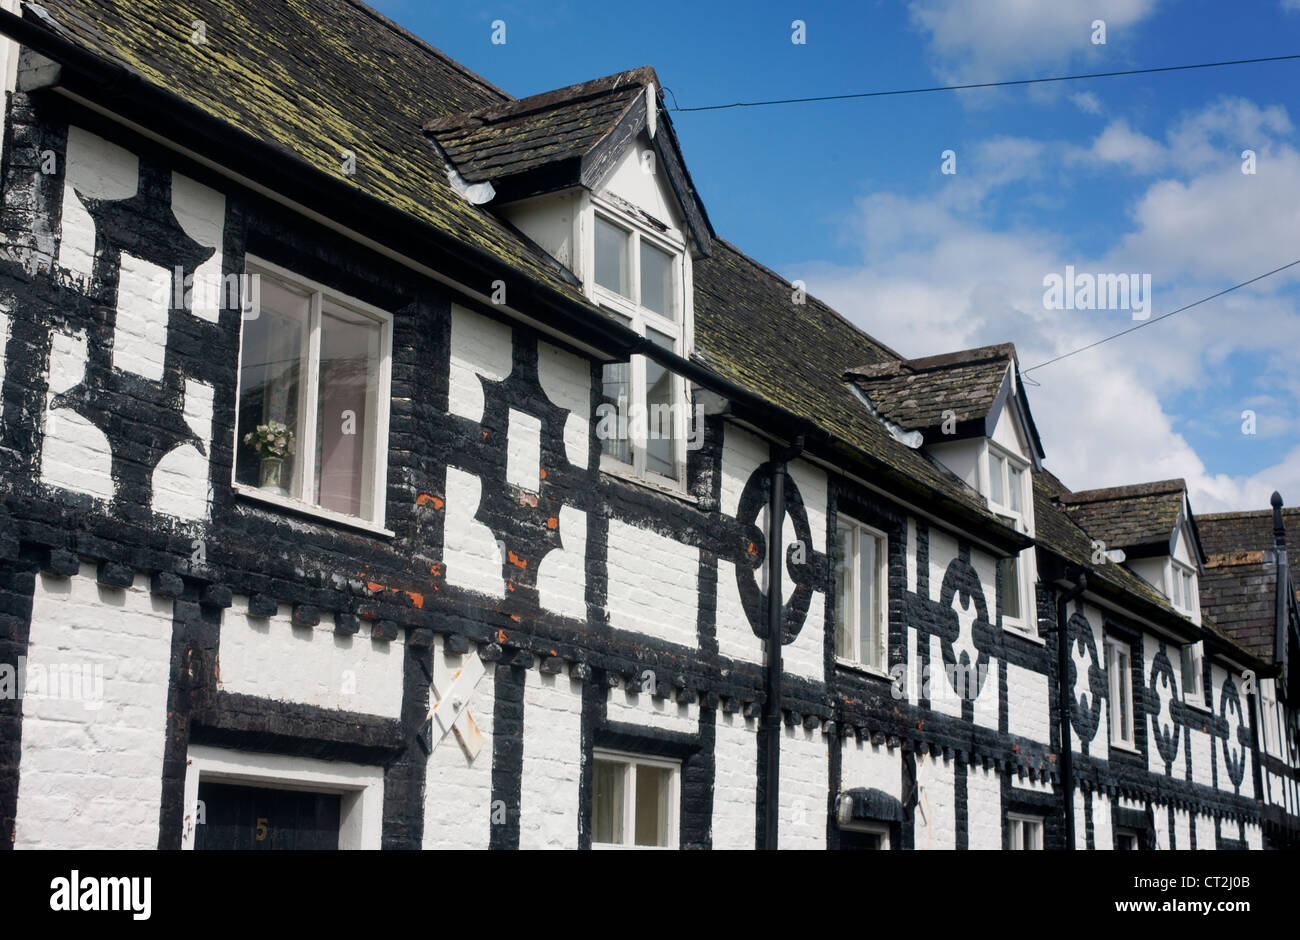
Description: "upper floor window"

(1180, 640), (1206, 707)
(591, 207), (688, 487)
(999, 550), (1034, 636)
(987, 445), (1027, 524)
(834, 516), (888, 671)
(1105, 636), (1135, 748)
(591, 750), (679, 848)
(1168, 560), (1197, 617)
(234, 260), (392, 527)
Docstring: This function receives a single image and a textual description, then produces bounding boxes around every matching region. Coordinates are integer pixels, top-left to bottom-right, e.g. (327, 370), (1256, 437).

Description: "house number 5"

(256, 817), (269, 842)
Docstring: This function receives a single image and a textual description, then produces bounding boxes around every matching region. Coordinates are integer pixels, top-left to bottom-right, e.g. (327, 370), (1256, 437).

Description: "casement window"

(1180, 640), (1206, 707)
(1105, 637), (1135, 748)
(986, 446), (1027, 522)
(591, 208), (688, 487)
(999, 550), (1036, 635)
(1008, 814), (1044, 850)
(234, 260), (392, 528)
(1168, 560), (1198, 618)
(834, 516), (888, 671)
(1260, 680), (1279, 754)
(591, 750), (679, 848)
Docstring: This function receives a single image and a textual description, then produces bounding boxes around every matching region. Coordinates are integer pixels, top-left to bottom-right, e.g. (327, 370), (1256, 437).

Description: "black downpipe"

(1056, 569), (1087, 850)
(762, 436), (804, 850)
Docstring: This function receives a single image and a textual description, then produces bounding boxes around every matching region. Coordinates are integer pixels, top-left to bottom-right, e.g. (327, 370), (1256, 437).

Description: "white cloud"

(792, 97), (1300, 515)
(908, 0), (1161, 84)
(1071, 91), (1104, 115)
(1067, 119), (1165, 172)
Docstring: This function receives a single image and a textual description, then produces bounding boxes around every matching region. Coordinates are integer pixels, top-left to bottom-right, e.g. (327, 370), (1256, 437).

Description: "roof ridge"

(712, 237), (906, 363)
(1059, 478), (1187, 504)
(345, 0), (514, 103)
(425, 66), (654, 132)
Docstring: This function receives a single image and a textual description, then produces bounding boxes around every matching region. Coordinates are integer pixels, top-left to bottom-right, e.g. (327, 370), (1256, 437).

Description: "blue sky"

(373, 0), (1300, 513)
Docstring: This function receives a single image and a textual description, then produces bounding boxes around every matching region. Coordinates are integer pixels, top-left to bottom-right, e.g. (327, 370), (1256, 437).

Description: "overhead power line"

(1022, 259), (1300, 374)
(669, 53), (1300, 112)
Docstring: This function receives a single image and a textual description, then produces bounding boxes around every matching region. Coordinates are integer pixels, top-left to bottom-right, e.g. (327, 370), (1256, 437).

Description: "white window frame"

(233, 257), (393, 534)
(999, 548), (1036, 636)
(588, 199), (690, 490)
(590, 749), (680, 849)
(1008, 813), (1043, 850)
(1260, 679), (1279, 755)
(1180, 640), (1208, 709)
(1167, 559), (1198, 620)
(984, 443), (1029, 528)
(181, 744), (384, 850)
(833, 516), (889, 674)
(1106, 636), (1136, 749)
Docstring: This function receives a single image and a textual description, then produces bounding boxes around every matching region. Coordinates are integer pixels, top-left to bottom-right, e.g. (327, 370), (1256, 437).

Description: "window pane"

(858, 533), (879, 668)
(1008, 466), (1022, 513)
(834, 527), (854, 660)
(1183, 572), (1194, 609)
(1002, 554), (1021, 620)
(592, 760), (624, 844)
(989, 454), (1004, 504)
(1181, 646), (1197, 693)
(315, 303), (381, 519)
(599, 313), (633, 465)
(639, 240), (674, 319)
(1118, 649), (1131, 739)
(1170, 569), (1182, 608)
(594, 217), (630, 297)
(644, 328), (676, 478)
(236, 277), (310, 498)
(634, 764), (671, 847)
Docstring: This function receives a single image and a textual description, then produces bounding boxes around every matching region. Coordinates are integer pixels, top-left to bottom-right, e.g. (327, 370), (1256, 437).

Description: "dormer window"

(987, 446), (1027, 523)
(1168, 559), (1198, 618)
(592, 203), (688, 487)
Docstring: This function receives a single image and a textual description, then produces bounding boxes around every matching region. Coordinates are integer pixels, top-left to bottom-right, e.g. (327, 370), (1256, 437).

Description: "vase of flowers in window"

(243, 420), (295, 497)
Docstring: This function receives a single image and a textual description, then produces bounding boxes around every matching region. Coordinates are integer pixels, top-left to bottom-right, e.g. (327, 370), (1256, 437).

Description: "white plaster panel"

(779, 724), (828, 849)
(152, 378), (213, 521)
(720, 424), (766, 519)
(716, 559), (763, 664)
(15, 565), (172, 848)
(536, 339), (590, 469)
(913, 753), (956, 849)
(519, 670), (584, 849)
(218, 596), (404, 717)
(1007, 662), (1051, 744)
(712, 711), (757, 849)
(536, 504), (587, 620)
(967, 764), (1002, 849)
(58, 126), (139, 282)
(606, 518), (697, 649)
(840, 735), (901, 801)
(443, 466), (505, 598)
(170, 171), (226, 323)
(423, 636), (496, 849)
(448, 303), (512, 423)
(40, 328), (113, 500)
(605, 682), (698, 734)
(505, 408), (541, 491)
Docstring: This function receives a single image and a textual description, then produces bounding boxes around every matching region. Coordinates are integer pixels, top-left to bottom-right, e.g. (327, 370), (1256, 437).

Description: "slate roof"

(1197, 507), (1300, 665)
(1034, 470), (1251, 659)
(424, 68), (650, 185)
(1057, 479), (1190, 556)
(30, 0), (593, 306)
(844, 344), (1013, 433)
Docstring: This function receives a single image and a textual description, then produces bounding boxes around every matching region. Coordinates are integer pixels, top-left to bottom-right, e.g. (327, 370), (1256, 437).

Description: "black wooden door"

(196, 781), (342, 850)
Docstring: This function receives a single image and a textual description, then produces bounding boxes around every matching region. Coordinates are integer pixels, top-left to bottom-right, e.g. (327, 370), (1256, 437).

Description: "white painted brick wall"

(152, 378), (214, 521)
(605, 681), (698, 734)
(536, 339), (590, 469)
(1194, 810), (1215, 849)
(606, 518), (697, 648)
(840, 735), (901, 800)
(518, 670), (584, 848)
(1092, 792), (1113, 849)
(779, 724), (827, 849)
(715, 559), (763, 664)
(720, 424), (766, 519)
(967, 764), (1002, 849)
(218, 596), (404, 717)
(112, 251), (169, 382)
(58, 126), (138, 283)
(16, 564), (173, 848)
(712, 711), (757, 849)
(423, 636), (496, 849)
(170, 171), (225, 323)
(443, 466), (505, 598)
(40, 328), (114, 500)
(448, 303), (511, 423)
(536, 504), (587, 620)
(1007, 662), (1051, 744)
(913, 753), (956, 849)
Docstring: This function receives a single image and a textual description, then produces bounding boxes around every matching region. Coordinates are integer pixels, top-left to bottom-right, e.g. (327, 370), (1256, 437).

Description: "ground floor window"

(196, 780), (341, 850)
(591, 750), (679, 848)
(1115, 826), (1144, 850)
(1008, 813), (1044, 849)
